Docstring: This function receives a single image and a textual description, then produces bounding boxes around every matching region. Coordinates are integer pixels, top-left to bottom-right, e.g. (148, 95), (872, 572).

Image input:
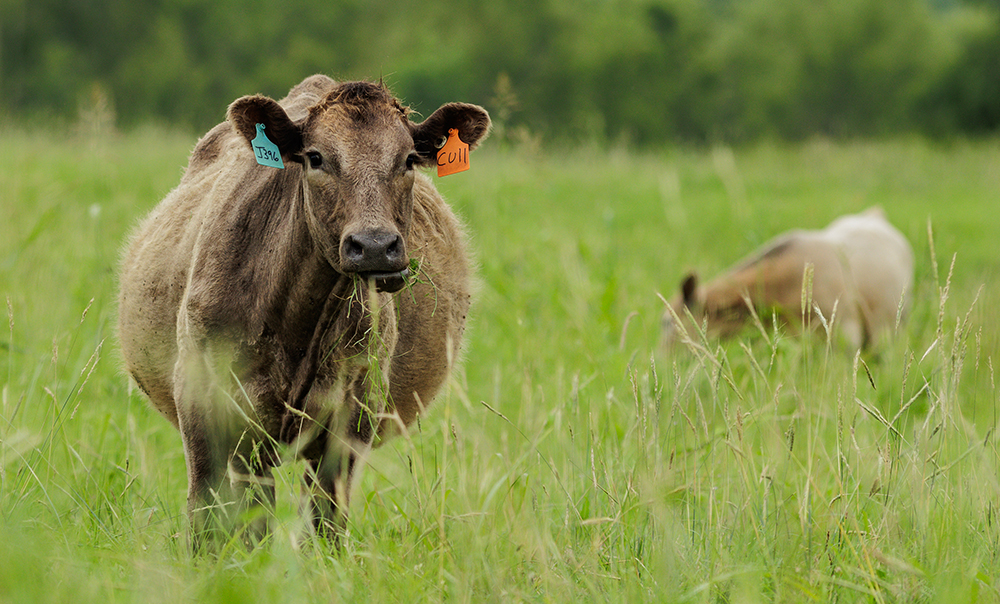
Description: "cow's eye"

(306, 151), (323, 169)
(405, 153), (420, 171)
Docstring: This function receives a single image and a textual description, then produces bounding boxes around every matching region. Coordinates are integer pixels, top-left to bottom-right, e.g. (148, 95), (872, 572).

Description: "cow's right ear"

(227, 95), (304, 160)
(681, 273), (698, 308)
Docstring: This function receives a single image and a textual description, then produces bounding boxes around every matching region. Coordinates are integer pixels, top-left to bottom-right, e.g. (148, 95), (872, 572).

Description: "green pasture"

(1, 127), (999, 602)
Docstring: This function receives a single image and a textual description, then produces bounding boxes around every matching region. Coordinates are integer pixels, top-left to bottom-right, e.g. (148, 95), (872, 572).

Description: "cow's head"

(228, 80), (490, 293)
(662, 272), (760, 351)
(661, 273), (701, 350)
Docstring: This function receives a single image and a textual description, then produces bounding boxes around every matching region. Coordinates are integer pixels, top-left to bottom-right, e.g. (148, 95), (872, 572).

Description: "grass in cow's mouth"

(1, 128), (999, 602)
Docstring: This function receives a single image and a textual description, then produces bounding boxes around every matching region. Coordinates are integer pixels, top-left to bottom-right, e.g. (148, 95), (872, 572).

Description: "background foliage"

(2, 0), (1000, 143)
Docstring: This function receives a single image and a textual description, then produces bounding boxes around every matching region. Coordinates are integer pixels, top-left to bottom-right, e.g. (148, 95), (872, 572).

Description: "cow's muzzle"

(358, 268), (411, 293)
(341, 229), (409, 293)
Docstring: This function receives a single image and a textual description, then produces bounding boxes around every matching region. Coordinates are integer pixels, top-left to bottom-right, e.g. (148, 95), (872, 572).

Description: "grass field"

(1, 126), (999, 603)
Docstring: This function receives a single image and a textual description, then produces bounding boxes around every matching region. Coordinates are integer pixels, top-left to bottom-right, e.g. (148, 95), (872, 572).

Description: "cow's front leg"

(304, 447), (361, 541)
(303, 390), (379, 542)
(179, 405), (277, 551)
(229, 438), (277, 546)
(177, 402), (238, 552)
(175, 342), (277, 552)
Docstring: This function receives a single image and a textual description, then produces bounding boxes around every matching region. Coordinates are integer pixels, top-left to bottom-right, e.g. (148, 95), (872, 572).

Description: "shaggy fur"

(662, 207), (914, 350)
(118, 75), (489, 548)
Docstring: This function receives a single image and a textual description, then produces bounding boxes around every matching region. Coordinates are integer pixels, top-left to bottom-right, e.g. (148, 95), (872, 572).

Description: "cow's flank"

(662, 207), (914, 351)
(118, 75), (489, 549)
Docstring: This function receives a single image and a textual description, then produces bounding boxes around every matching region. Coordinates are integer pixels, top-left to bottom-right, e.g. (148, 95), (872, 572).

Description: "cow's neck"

(262, 192), (346, 350)
(219, 173), (339, 351)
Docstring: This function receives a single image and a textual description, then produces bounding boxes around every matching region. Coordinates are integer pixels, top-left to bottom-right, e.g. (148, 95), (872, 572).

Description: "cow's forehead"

(305, 113), (412, 169)
(307, 83), (408, 127)
(304, 89), (412, 153)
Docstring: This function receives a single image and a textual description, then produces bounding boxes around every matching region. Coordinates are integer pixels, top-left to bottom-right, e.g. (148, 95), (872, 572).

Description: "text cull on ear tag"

(437, 128), (470, 177)
(251, 123), (284, 169)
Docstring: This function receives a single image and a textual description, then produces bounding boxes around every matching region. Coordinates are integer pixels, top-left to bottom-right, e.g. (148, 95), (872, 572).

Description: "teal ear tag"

(251, 123), (284, 169)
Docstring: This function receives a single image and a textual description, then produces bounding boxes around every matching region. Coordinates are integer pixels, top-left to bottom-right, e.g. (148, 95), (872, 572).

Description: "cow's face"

(662, 272), (755, 351)
(228, 82), (489, 293)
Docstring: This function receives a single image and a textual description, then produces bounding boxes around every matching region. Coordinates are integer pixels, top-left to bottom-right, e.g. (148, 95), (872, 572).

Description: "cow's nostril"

(343, 236), (365, 262)
(386, 236), (402, 261)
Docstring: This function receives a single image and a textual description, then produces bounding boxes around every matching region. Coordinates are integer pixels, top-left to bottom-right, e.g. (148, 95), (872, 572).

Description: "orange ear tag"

(437, 128), (470, 177)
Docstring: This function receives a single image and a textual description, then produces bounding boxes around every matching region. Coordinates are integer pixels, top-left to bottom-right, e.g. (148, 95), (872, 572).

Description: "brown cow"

(662, 207), (914, 351)
(118, 75), (489, 548)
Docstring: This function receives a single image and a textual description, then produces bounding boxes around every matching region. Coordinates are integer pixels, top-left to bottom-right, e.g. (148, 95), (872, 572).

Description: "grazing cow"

(662, 207), (913, 351)
(118, 75), (490, 548)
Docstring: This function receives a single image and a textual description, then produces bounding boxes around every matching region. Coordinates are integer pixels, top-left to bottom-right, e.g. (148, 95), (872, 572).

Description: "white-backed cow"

(663, 208), (913, 351)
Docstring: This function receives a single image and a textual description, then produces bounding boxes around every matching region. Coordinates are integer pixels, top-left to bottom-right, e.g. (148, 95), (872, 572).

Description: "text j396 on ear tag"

(251, 123), (284, 169)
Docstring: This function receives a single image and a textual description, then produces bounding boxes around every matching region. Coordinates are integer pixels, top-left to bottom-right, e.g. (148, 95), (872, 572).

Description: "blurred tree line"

(2, 0), (998, 144)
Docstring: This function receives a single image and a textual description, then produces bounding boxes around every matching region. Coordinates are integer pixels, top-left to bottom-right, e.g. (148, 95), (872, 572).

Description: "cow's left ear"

(227, 94), (304, 161)
(410, 103), (491, 166)
(681, 273), (699, 308)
